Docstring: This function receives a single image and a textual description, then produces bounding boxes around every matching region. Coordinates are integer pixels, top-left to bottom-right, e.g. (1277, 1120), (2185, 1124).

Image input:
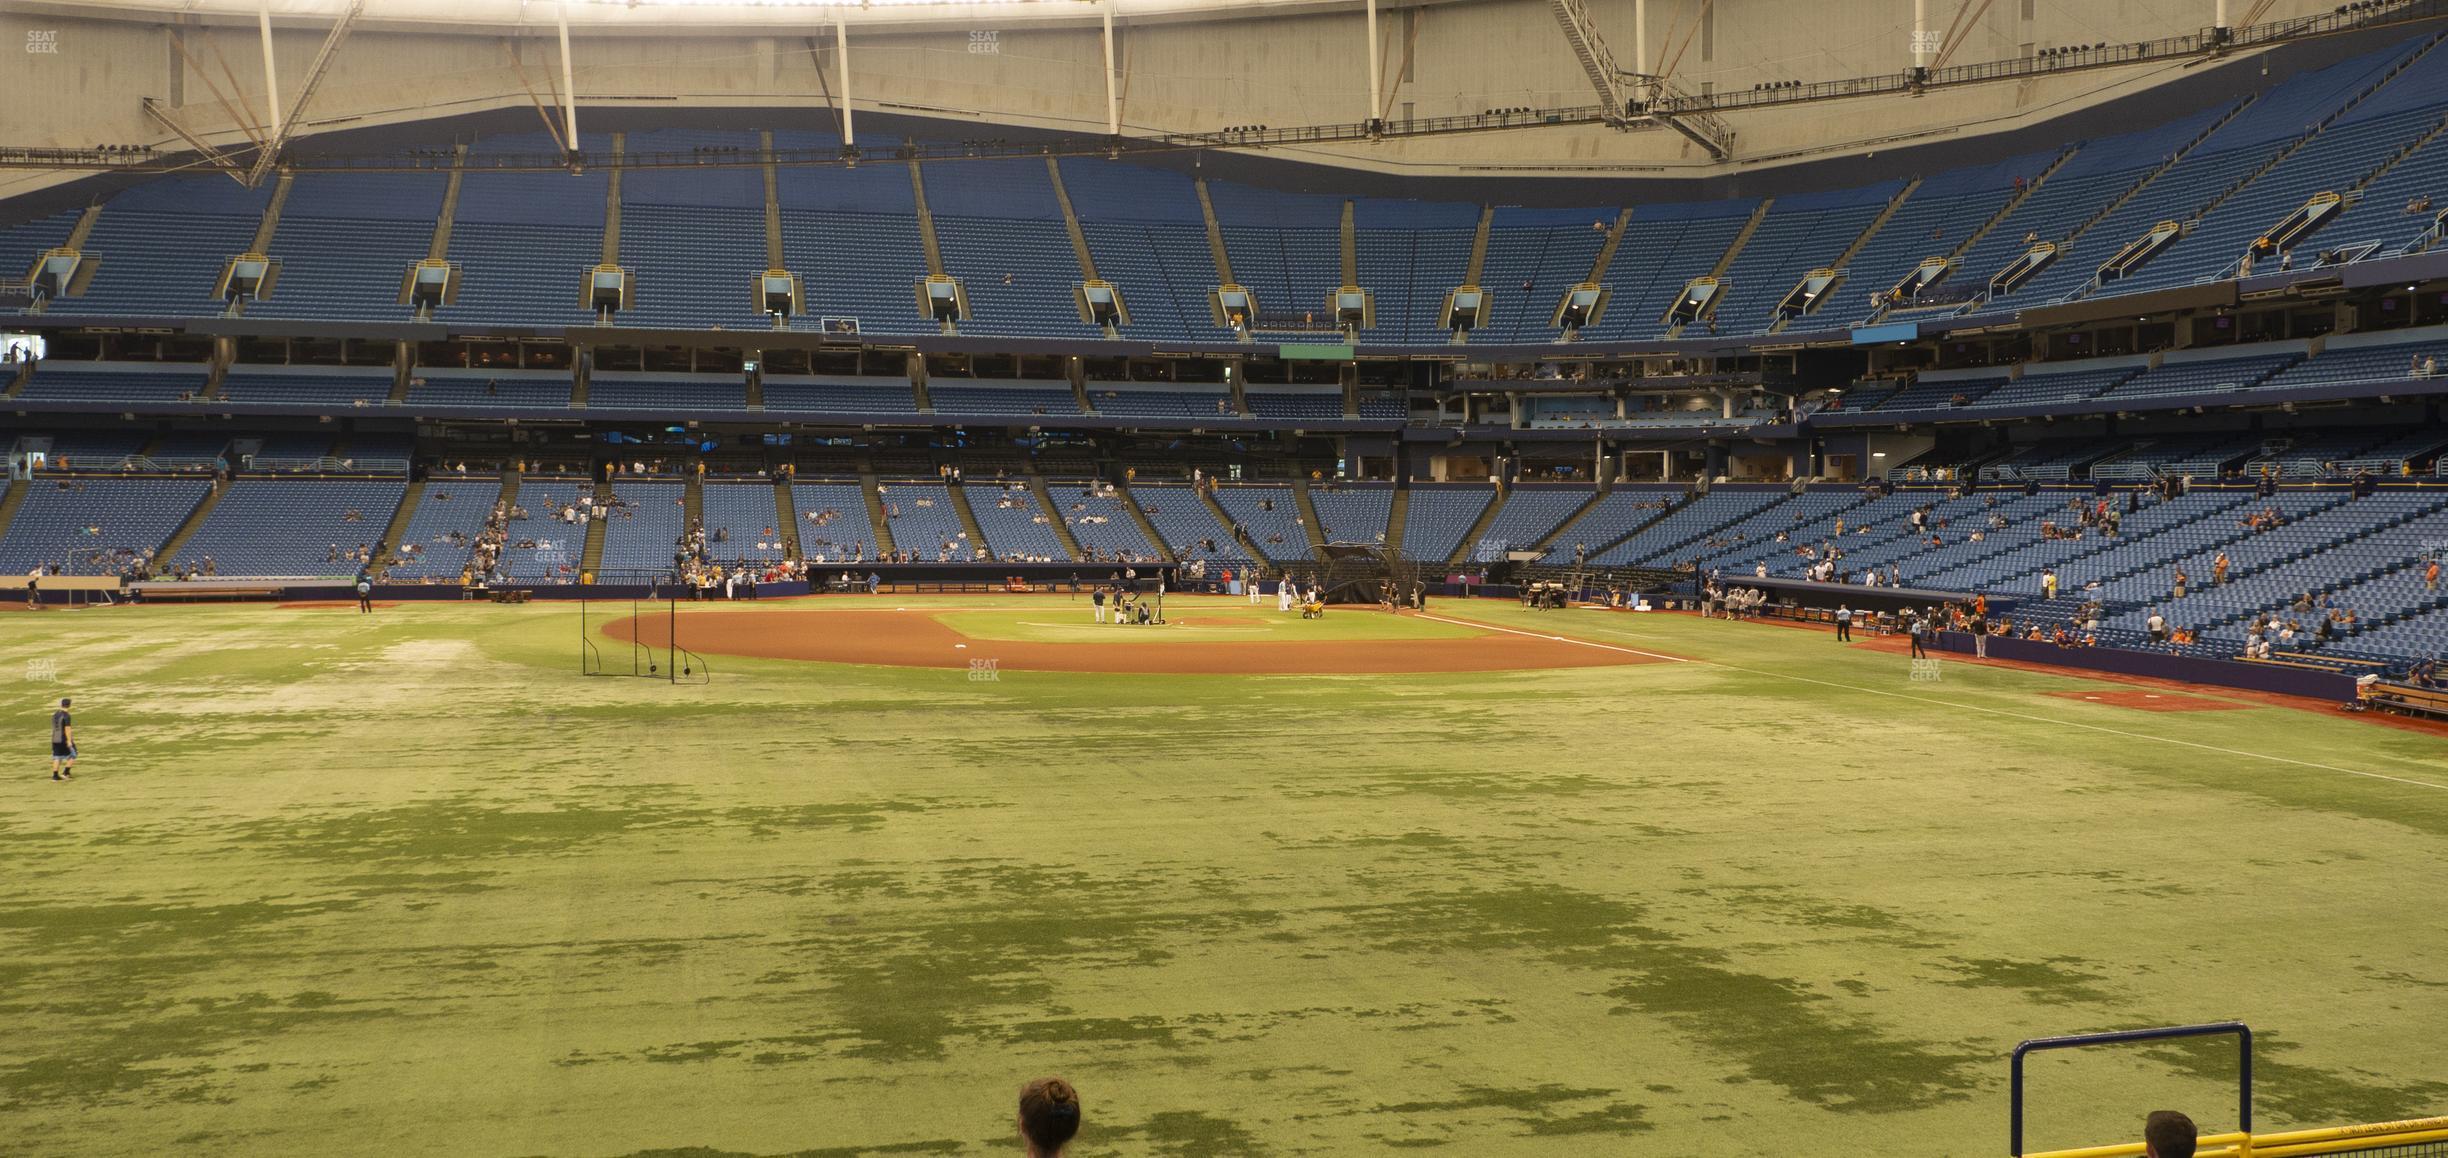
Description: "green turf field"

(5, 595), (2447, 1157)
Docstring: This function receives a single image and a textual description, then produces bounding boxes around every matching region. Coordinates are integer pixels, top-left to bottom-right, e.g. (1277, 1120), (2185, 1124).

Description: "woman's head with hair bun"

(1017, 1077), (1082, 1155)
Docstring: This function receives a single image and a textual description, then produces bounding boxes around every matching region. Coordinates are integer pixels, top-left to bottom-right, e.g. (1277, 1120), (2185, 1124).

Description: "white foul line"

(1433, 611), (2448, 794)
(1416, 612), (1689, 663)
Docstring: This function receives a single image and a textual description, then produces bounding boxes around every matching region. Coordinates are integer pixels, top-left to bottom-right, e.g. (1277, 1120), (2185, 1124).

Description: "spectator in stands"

(2213, 552), (2231, 586)
(1016, 1077), (1082, 1157)
(2146, 609), (2169, 643)
(2144, 1110), (2197, 1158)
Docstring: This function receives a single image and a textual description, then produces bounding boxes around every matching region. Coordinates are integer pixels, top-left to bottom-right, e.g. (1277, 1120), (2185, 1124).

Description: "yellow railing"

(2028, 1116), (2448, 1158)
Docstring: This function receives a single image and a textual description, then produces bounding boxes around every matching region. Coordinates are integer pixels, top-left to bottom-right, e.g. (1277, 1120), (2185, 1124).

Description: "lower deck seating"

(1209, 485), (1310, 563)
(0, 477), (212, 574)
(700, 482), (790, 564)
(876, 480), (979, 561)
(1307, 485), (1392, 545)
(1127, 484), (1244, 568)
(1400, 485), (1498, 563)
(598, 481), (691, 572)
(177, 478), (407, 575)
(790, 481), (876, 561)
(963, 482), (1073, 561)
(1046, 481), (1164, 562)
(386, 481), (505, 580)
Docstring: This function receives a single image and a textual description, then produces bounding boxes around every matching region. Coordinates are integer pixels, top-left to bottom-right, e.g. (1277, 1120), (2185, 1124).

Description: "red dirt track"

(606, 608), (1665, 675)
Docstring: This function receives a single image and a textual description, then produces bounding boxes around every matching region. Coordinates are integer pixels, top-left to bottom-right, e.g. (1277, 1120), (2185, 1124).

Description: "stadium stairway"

(580, 481), (611, 577)
(153, 479), (231, 567)
(857, 466), (898, 557)
(1581, 490), (1718, 564)
(945, 481), (991, 555)
(1197, 485), (1274, 566)
(1769, 178), (1919, 335)
(1026, 472), (1086, 561)
(2041, 99), (2256, 288)
(1290, 477), (1331, 557)
(0, 477), (25, 541)
(683, 474), (705, 537)
(1045, 156), (1104, 291)
(1526, 488), (1614, 557)
(374, 481), (427, 577)
(1384, 485), (1410, 556)
(771, 477), (801, 559)
(1112, 480), (1180, 564)
(1194, 179), (1239, 313)
(1951, 147), (2076, 263)
(1447, 486), (1511, 565)
(1585, 207), (1636, 284)
(907, 158), (948, 283)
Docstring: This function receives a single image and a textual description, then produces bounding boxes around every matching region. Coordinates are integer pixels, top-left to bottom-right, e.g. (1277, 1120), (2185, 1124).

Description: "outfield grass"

(4, 595), (2447, 1157)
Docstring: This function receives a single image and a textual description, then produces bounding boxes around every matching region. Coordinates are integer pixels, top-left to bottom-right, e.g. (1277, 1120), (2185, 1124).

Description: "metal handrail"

(2011, 1021), (2251, 1156)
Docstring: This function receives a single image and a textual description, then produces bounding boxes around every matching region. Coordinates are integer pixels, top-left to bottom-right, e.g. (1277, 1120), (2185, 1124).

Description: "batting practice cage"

(1302, 545), (1428, 605)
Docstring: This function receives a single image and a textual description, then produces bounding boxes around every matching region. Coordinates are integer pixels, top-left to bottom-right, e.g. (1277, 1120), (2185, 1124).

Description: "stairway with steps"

(944, 481), (990, 555)
(1197, 487), (1273, 567)
(857, 468), (898, 557)
(1289, 478), (1330, 559)
(155, 480), (232, 566)
(579, 481), (612, 577)
(1447, 487), (1511, 566)
(0, 478), (26, 541)
(1027, 473), (1087, 561)
(1112, 480), (1179, 565)
(1384, 485), (1410, 556)
(1526, 489), (1617, 557)
(372, 481), (427, 577)
(773, 476), (802, 559)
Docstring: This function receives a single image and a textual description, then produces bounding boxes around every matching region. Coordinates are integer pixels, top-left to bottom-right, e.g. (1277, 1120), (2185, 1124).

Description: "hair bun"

(1045, 1079), (1077, 1105)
